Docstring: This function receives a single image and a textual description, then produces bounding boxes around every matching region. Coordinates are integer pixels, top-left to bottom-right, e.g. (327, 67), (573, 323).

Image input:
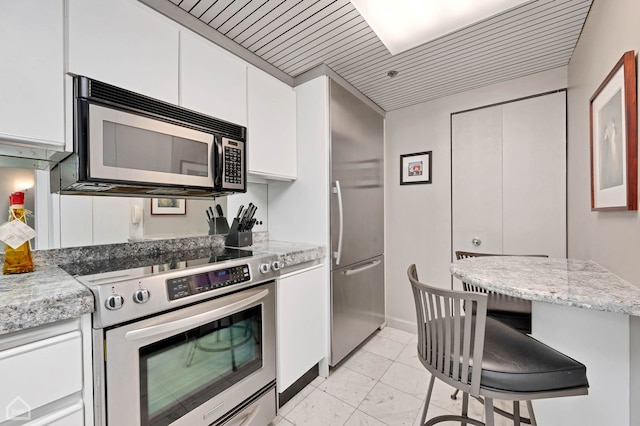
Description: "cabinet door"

(502, 92), (566, 258)
(0, 332), (82, 422)
(180, 31), (247, 126)
(0, 0), (64, 146)
(451, 92), (567, 269)
(247, 68), (296, 180)
(67, 0), (179, 103)
(277, 264), (327, 391)
(452, 105), (504, 256)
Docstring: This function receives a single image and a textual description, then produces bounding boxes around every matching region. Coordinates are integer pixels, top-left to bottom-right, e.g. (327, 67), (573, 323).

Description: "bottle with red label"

(2, 192), (34, 274)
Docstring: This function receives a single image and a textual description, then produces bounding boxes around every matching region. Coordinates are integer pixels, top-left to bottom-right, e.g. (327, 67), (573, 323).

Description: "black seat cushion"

(487, 293), (532, 333)
(479, 317), (588, 393)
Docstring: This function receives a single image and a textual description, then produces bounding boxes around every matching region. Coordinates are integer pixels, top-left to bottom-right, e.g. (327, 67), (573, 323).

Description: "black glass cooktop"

(59, 247), (254, 278)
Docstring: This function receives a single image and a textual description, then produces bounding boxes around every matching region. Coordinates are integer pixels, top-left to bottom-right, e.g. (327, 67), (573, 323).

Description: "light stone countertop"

(0, 265), (94, 336)
(251, 240), (326, 268)
(0, 236), (325, 336)
(450, 256), (640, 316)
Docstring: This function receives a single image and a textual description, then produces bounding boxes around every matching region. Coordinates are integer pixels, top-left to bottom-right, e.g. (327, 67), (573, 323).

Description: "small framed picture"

(590, 50), (637, 211)
(151, 198), (187, 215)
(400, 151), (432, 185)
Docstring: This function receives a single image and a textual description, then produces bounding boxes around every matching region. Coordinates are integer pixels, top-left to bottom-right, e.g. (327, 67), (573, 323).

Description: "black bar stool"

(408, 264), (589, 426)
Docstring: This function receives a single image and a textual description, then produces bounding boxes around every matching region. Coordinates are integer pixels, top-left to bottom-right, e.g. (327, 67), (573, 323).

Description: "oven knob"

(133, 289), (151, 304)
(271, 260), (281, 271)
(105, 294), (124, 310)
(259, 263), (271, 274)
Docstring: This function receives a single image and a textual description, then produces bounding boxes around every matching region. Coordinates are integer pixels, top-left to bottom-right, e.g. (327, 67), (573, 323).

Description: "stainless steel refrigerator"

(329, 80), (385, 366)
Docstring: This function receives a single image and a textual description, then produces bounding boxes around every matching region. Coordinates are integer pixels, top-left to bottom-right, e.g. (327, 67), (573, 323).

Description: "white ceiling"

(157, 0), (593, 111)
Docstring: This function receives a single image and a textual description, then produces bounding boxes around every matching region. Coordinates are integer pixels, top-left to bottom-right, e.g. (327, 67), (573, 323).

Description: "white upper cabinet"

(247, 67), (297, 180)
(0, 0), (64, 147)
(180, 32), (247, 126)
(67, 0), (179, 103)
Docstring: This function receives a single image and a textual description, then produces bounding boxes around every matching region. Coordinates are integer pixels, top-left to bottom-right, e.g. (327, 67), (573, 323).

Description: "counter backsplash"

(0, 232), (269, 270)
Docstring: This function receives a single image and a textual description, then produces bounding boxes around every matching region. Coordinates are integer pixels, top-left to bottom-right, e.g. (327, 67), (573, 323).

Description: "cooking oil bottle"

(2, 192), (34, 274)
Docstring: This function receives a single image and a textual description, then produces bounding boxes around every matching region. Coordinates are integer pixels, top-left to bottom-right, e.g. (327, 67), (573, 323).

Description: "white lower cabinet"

(276, 263), (327, 392)
(0, 317), (90, 425)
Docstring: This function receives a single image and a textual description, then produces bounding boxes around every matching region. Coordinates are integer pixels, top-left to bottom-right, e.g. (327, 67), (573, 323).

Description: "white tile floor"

(270, 326), (529, 426)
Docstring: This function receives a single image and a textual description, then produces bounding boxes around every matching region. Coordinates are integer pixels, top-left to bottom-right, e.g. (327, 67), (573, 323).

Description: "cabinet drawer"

(0, 331), (82, 422)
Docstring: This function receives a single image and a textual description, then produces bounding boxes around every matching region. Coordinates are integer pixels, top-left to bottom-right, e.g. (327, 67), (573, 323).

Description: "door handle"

(472, 237), (481, 246)
(124, 289), (268, 341)
(238, 404), (260, 426)
(343, 260), (381, 276)
(333, 180), (344, 266)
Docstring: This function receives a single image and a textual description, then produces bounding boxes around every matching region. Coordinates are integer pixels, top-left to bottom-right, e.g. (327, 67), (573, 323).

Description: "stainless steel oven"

(65, 248), (281, 426)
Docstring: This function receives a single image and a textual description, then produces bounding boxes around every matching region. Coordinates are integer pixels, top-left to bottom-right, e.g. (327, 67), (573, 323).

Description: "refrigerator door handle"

(333, 180), (344, 265)
(343, 259), (382, 276)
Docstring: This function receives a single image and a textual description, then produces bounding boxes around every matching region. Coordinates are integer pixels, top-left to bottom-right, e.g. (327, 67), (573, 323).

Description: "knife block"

(208, 217), (230, 235)
(225, 218), (252, 247)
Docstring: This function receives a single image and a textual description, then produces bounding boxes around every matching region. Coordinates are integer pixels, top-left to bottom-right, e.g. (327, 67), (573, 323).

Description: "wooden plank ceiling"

(165, 0), (592, 111)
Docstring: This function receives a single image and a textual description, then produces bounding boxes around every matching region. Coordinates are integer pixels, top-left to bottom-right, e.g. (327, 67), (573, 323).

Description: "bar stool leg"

(526, 401), (537, 426)
(461, 392), (469, 426)
(513, 401), (520, 426)
(420, 375), (436, 426)
(484, 398), (495, 426)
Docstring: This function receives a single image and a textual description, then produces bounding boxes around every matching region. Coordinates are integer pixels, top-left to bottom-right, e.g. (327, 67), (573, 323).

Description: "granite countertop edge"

(450, 257), (640, 317)
(0, 237), (325, 336)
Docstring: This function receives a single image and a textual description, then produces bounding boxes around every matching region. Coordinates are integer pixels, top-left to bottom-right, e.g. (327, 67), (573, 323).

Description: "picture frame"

(590, 50), (637, 211)
(150, 198), (187, 215)
(400, 151), (432, 185)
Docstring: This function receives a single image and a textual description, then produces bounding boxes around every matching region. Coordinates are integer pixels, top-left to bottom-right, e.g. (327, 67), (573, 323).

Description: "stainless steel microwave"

(51, 76), (247, 198)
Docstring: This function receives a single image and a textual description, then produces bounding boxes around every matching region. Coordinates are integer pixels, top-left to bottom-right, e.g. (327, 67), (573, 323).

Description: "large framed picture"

(400, 151), (432, 185)
(151, 198), (187, 215)
(590, 50), (637, 211)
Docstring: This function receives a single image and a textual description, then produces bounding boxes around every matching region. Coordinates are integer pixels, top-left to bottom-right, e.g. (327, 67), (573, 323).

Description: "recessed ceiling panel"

(156, 0), (593, 111)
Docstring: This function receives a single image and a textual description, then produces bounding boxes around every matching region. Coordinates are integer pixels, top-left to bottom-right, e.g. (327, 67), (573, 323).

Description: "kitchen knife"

(206, 209), (212, 221)
(235, 205), (244, 220)
(239, 203), (253, 231)
(215, 204), (224, 217)
(246, 204), (257, 223)
(208, 206), (215, 218)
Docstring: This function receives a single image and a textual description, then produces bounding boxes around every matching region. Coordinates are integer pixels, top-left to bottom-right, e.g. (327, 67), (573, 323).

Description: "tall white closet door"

(452, 92), (567, 287)
(452, 105), (504, 255)
(502, 92), (566, 258)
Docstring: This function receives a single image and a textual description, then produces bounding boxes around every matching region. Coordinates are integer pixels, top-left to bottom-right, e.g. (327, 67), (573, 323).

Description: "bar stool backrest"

(408, 264), (488, 397)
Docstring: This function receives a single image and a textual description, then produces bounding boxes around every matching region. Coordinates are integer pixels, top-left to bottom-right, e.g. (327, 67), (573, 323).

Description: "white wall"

(385, 67), (568, 332)
(567, 0), (640, 286)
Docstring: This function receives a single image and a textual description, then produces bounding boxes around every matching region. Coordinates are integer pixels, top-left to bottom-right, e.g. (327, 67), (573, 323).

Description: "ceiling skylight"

(351, 0), (532, 55)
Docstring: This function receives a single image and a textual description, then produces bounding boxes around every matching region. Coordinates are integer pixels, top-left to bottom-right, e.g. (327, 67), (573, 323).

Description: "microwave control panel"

(221, 137), (245, 191)
(167, 264), (250, 300)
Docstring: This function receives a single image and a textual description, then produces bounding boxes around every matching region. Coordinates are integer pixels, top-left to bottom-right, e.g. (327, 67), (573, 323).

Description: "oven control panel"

(167, 264), (250, 301)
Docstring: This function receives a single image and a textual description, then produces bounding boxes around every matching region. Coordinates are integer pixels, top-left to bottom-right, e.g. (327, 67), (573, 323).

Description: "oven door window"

(139, 305), (262, 426)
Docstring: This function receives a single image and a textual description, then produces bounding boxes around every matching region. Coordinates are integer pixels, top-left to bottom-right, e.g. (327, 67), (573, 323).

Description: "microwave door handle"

(212, 136), (223, 188)
(124, 289), (268, 341)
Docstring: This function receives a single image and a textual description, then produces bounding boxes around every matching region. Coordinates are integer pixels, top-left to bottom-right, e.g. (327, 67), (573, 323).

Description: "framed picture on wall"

(151, 198), (187, 215)
(590, 50), (637, 211)
(400, 151), (432, 185)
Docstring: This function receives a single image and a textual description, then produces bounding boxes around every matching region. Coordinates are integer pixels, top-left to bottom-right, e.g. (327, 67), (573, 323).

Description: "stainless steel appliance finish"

(329, 79), (385, 366)
(71, 250), (279, 426)
(51, 76), (247, 199)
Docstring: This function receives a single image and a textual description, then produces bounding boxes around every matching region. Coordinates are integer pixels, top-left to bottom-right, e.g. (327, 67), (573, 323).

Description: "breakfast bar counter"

(450, 256), (640, 426)
(450, 256), (640, 316)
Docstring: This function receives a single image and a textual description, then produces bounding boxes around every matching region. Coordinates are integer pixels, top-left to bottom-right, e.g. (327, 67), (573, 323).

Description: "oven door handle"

(238, 404), (260, 426)
(124, 289), (268, 342)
